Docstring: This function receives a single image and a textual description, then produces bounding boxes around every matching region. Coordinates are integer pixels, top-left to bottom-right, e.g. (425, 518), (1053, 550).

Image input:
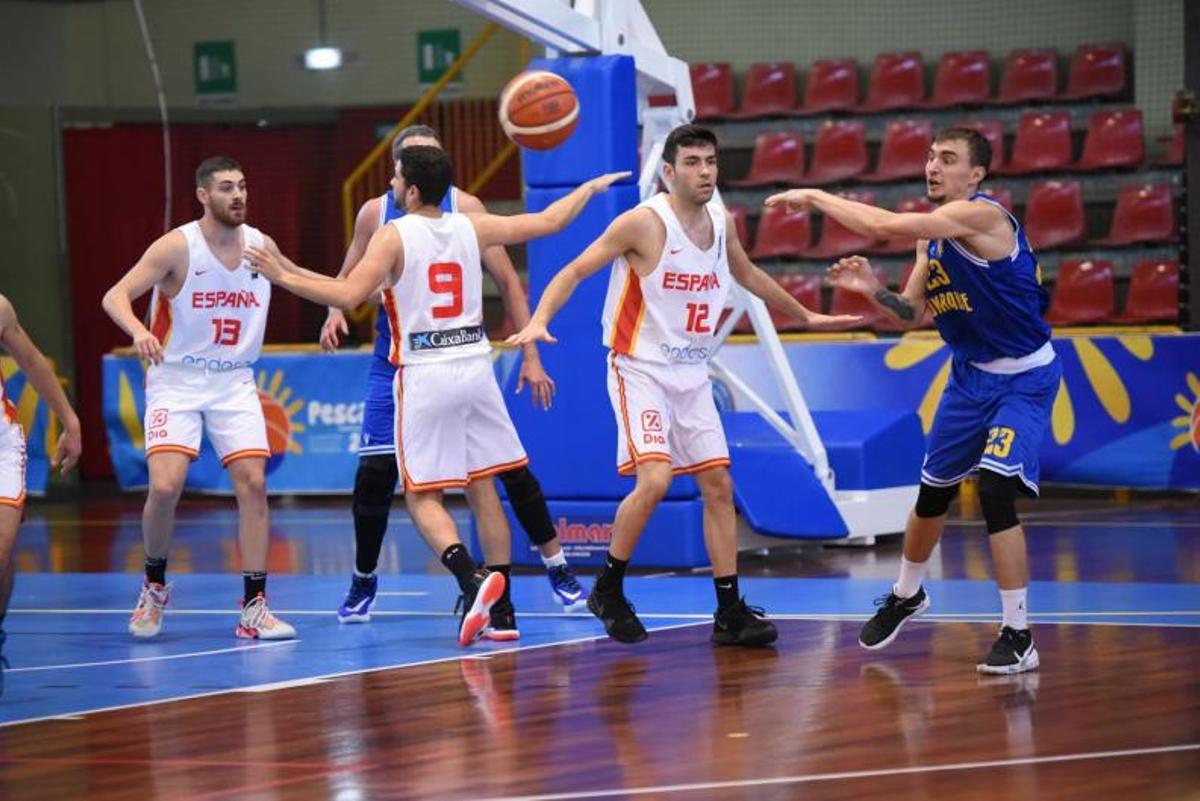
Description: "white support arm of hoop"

(709, 283), (835, 493)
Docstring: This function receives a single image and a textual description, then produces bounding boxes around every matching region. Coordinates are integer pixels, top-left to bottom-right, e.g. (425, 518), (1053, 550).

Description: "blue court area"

(4, 567), (1198, 728)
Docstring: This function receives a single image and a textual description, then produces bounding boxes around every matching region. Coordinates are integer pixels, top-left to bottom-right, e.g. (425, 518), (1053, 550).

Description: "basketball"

(498, 70), (579, 150)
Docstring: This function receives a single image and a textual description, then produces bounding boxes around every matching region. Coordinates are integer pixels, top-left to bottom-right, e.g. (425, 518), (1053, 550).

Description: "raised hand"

(588, 171), (633, 194)
(802, 311), (866, 331)
(763, 188), (818, 213)
(827, 255), (882, 295)
(505, 320), (557, 348)
(243, 246), (285, 283)
(320, 307), (349, 351)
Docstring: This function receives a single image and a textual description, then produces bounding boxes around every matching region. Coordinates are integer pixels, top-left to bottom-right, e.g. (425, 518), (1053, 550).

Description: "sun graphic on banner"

(1168, 372), (1200, 454)
(884, 333), (1155, 445)
(257, 369), (306, 468)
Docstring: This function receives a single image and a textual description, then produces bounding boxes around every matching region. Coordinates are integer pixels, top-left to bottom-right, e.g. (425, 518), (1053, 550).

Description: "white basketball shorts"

(144, 364), (270, 467)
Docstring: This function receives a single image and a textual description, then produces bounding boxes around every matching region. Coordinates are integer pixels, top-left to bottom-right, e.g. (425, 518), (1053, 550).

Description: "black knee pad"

(978, 469), (1022, 534)
(353, 454), (399, 517)
(498, 465), (541, 505)
(914, 482), (959, 518)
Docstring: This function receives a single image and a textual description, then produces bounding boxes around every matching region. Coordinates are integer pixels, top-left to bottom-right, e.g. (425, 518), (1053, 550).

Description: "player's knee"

(914, 482), (959, 518)
(498, 465), (542, 505)
(147, 474), (185, 504)
(230, 463), (266, 497)
(636, 465), (673, 502)
(978, 470), (1022, 534)
(354, 455), (398, 514)
(697, 468), (733, 509)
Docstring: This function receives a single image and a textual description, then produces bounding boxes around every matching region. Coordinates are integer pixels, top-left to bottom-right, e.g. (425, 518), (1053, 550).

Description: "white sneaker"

(129, 582), (171, 638)
(236, 594), (296, 640)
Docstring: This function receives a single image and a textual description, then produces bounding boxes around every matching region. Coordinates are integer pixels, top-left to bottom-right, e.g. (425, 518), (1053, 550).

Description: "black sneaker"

(587, 586), (647, 643)
(977, 626), (1039, 674)
(456, 569), (505, 647)
(712, 598), (778, 646)
(483, 597), (520, 641)
(859, 586), (930, 650)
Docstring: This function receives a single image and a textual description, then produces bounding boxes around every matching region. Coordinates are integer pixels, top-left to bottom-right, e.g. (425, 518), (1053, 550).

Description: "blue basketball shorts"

(921, 356), (1061, 496)
(358, 358), (397, 456)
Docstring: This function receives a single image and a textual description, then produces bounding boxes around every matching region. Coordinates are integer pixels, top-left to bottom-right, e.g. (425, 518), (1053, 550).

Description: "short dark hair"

(933, 127), (992, 181)
(391, 124), (440, 162)
(195, 156), (242, 188)
(398, 145), (452, 206)
(663, 124), (718, 165)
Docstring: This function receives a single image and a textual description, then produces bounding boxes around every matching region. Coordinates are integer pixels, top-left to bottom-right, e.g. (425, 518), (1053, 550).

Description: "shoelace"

(242, 597), (274, 629)
(551, 566), (583, 592)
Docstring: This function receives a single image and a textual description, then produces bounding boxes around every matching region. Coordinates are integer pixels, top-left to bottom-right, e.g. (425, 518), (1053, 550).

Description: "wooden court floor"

(1, 492), (1197, 800)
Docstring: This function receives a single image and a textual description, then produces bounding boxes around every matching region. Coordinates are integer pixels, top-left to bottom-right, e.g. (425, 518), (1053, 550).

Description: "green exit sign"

(194, 41), (237, 102)
(417, 29), (461, 90)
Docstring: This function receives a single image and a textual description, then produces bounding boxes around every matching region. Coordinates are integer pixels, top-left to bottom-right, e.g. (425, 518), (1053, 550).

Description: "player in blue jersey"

(766, 127), (1059, 674)
(321, 125), (587, 637)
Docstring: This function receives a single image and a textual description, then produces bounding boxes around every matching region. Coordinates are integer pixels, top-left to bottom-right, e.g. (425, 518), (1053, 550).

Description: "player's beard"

(211, 201), (246, 227)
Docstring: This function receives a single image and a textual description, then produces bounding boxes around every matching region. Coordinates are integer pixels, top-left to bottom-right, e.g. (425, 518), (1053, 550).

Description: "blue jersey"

(371, 187), (460, 362)
(924, 193), (1050, 363)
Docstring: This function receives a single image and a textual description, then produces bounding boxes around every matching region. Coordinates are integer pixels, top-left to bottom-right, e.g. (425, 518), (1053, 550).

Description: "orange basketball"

(499, 70), (579, 150)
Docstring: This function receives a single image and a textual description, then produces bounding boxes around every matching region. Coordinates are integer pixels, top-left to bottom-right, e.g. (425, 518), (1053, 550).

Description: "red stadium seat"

(1091, 184), (1177, 246)
(1024, 180), (1085, 249)
(925, 50), (992, 107)
(996, 111), (1072, 175)
(690, 63), (735, 120)
(1071, 109), (1144, 171)
(959, 119), (1006, 172)
(748, 204), (812, 259)
(1112, 259), (1180, 323)
(737, 273), (824, 333)
(830, 265), (890, 329)
(979, 186), (1014, 211)
(727, 203), (750, 246)
(1062, 42), (1128, 100)
(804, 191), (880, 258)
(993, 49), (1059, 105)
(860, 51), (926, 111)
(794, 58), (860, 115)
(1045, 259), (1115, 325)
(728, 130), (806, 188)
(869, 197), (936, 255)
(804, 120), (869, 185)
(860, 118), (934, 183)
(727, 62), (798, 118)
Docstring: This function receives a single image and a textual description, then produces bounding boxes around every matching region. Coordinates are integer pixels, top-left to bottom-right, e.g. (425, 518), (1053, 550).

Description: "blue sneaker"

(337, 574), (378, 623)
(547, 564), (587, 612)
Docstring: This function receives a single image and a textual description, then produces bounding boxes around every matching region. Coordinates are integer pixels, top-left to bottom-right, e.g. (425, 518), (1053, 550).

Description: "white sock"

(893, 558), (927, 599)
(354, 570), (374, 579)
(1000, 587), (1029, 630)
(541, 550), (567, 569)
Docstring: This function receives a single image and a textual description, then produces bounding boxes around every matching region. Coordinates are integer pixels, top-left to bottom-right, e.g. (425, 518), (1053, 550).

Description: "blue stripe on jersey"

(372, 187), (460, 362)
(925, 192), (1051, 363)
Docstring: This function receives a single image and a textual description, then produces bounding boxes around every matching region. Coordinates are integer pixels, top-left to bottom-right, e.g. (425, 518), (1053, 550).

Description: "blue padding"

(722, 410), (924, 490)
(483, 498), (709, 568)
(521, 56), (639, 187)
(724, 433), (849, 539)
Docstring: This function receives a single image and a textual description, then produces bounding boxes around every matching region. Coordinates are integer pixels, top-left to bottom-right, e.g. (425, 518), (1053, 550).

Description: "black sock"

(595, 553), (629, 593)
(714, 574), (740, 611)
(441, 544), (478, 595)
(243, 571), (267, 603)
(352, 455), (398, 575)
(499, 467), (556, 547)
(487, 564), (512, 605)
(145, 556), (167, 586)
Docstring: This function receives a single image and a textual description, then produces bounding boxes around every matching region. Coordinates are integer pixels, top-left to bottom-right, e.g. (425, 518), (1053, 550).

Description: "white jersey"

(380, 211), (490, 366)
(148, 221), (270, 372)
(602, 193), (731, 367)
(1, 379), (17, 431)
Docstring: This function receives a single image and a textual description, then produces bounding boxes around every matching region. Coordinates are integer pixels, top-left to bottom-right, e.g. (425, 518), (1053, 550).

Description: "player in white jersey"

(244, 146), (627, 646)
(509, 125), (859, 645)
(321, 125), (587, 636)
(0, 294), (82, 642)
(102, 156), (296, 641)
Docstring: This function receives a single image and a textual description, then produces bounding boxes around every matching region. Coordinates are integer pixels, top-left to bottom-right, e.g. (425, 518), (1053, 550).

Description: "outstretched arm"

(0, 296), (81, 473)
(765, 189), (1000, 241)
(469, 171), (630, 249)
(506, 208), (646, 346)
(246, 226), (399, 309)
(826, 243), (930, 328)
(320, 198), (381, 350)
(101, 231), (187, 364)
(725, 212), (863, 330)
